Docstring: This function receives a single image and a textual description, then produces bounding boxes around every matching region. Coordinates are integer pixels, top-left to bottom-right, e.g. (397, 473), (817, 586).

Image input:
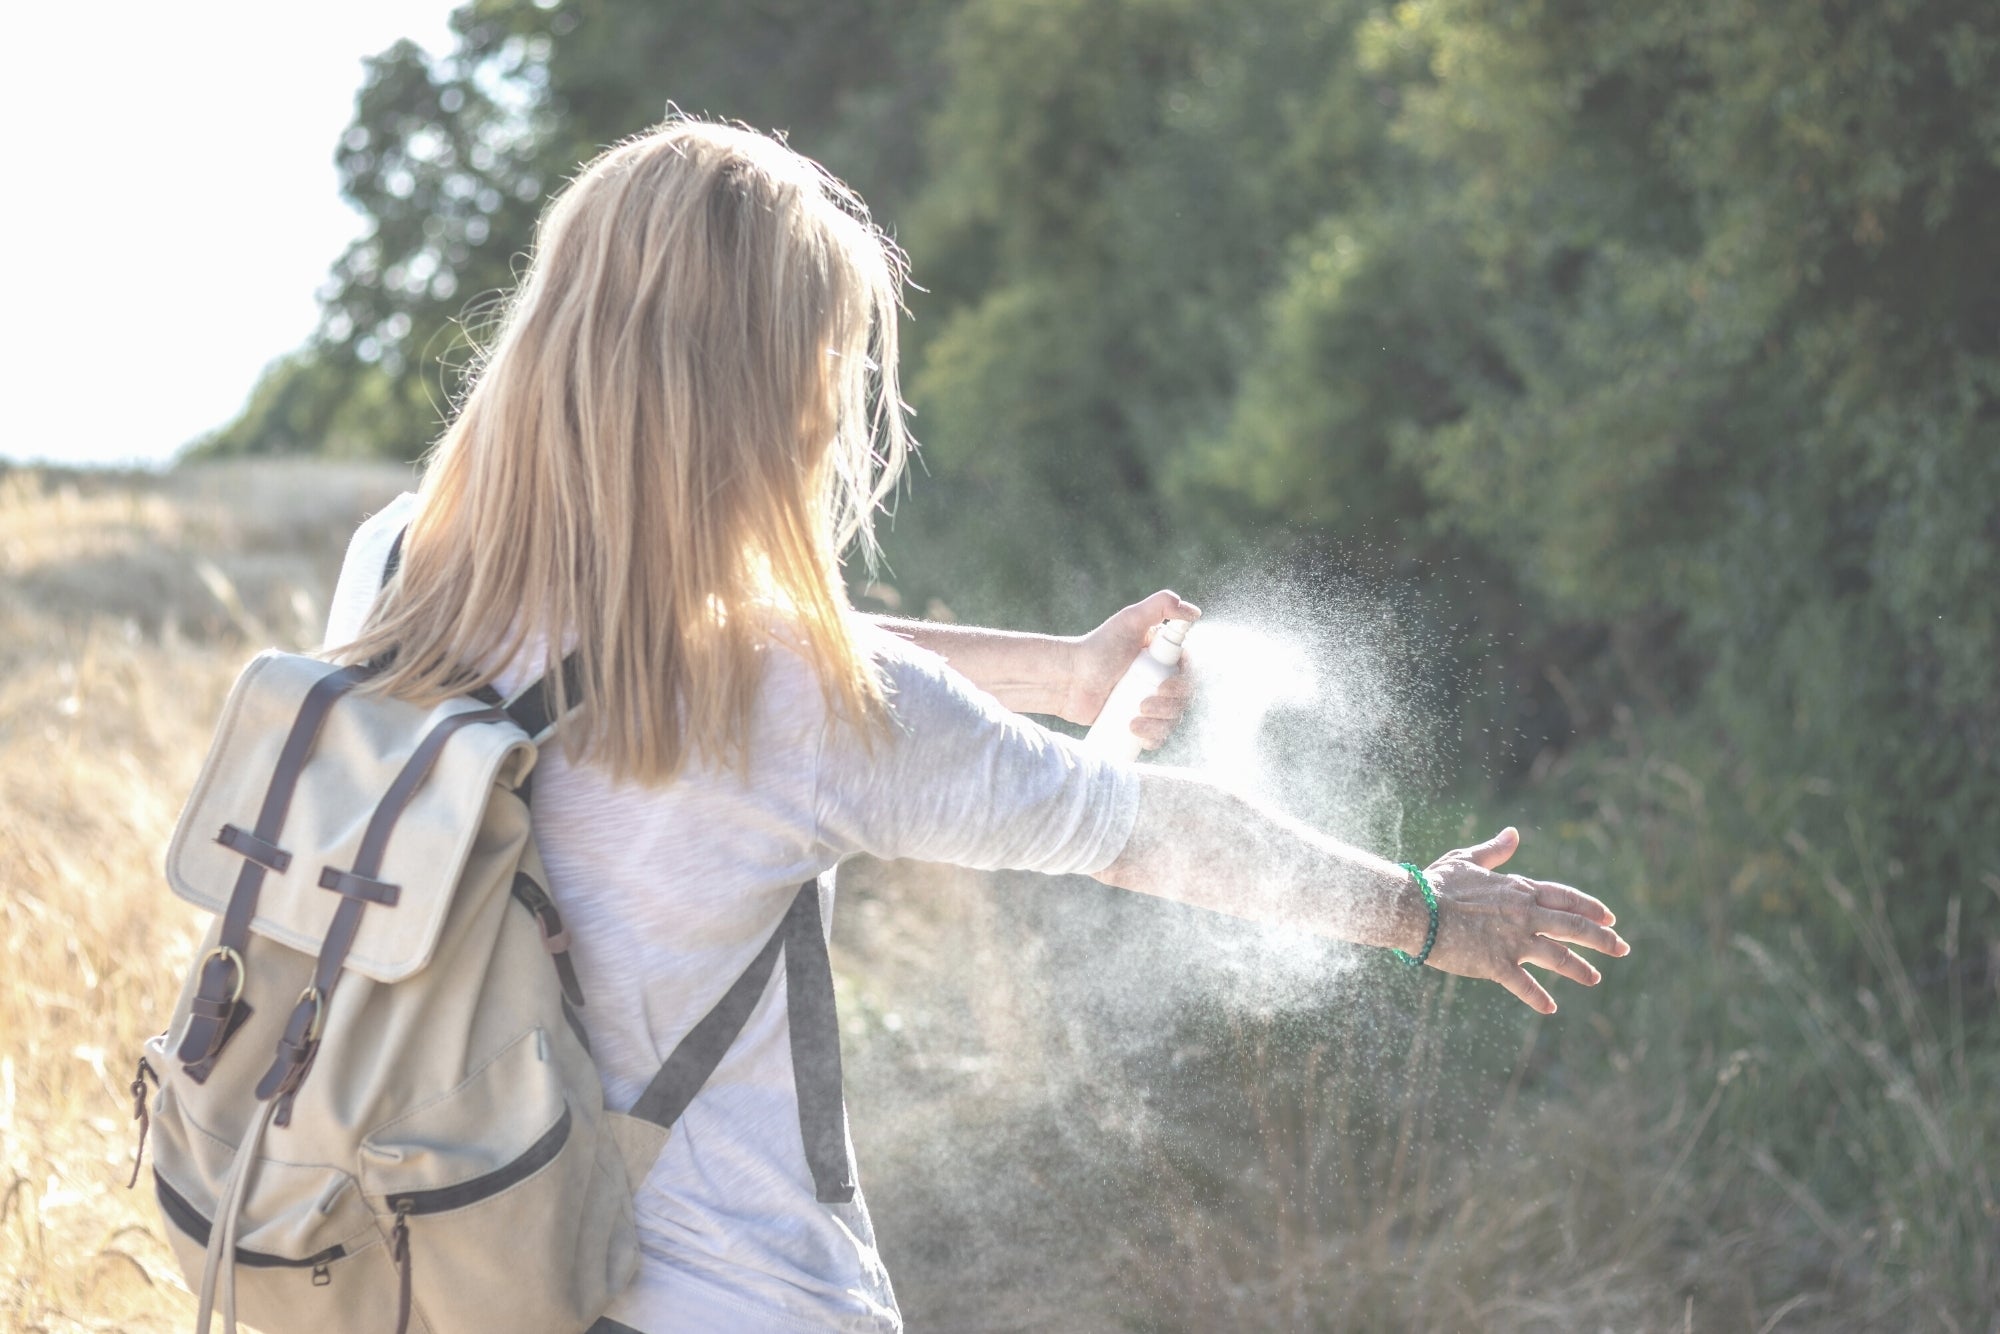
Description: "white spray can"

(1083, 618), (1193, 762)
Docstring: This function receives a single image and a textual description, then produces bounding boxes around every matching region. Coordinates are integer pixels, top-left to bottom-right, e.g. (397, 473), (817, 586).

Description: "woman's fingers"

(1420, 837), (1627, 1010)
(1523, 876), (1616, 926)
(1525, 936), (1600, 987)
(1497, 965), (1558, 1014)
(1532, 907), (1629, 958)
(1130, 650), (1197, 748)
(1460, 827), (1519, 871)
(1135, 591), (1202, 642)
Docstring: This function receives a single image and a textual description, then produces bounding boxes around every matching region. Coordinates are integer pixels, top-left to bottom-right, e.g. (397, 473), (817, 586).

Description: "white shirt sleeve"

(814, 625), (1141, 876)
(323, 492), (420, 649)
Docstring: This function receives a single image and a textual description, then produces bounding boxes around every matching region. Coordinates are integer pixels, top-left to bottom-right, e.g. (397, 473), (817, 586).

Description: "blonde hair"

(337, 118), (913, 783)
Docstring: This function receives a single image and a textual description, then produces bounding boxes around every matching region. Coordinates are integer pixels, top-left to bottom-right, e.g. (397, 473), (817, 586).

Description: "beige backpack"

(132, 611), (854, 1334)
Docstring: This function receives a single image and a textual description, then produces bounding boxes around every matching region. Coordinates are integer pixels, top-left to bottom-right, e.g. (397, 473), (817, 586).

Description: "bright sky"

(0, 1), (463, 468)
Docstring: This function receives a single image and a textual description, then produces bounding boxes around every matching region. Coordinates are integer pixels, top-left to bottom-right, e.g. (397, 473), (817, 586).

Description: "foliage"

(195, 1), (942, 461)
(201, 3), (1997, 980)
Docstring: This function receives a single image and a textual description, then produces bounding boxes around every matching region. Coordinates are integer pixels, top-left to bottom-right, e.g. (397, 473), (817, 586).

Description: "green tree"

(892, 0), (1398, 614)
(201, 0), (948, 461)
(201, 0), (2000, 937)
(1224, 0), (1999, 927)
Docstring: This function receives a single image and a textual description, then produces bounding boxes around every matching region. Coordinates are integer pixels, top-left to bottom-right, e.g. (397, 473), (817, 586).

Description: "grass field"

(2, 462), (1993, 1332)
(0, 462), (413, 1332)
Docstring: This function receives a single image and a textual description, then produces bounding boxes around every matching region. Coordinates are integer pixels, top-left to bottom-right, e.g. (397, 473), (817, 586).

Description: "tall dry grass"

(0, 462), (409, 1332)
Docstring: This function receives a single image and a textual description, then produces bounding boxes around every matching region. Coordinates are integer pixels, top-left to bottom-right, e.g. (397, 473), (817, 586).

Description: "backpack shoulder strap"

(382, 526), (407, 586)
(626, 881), (854, 1204)
(378, 523), (578, 742)
(502, 654), (585, 744)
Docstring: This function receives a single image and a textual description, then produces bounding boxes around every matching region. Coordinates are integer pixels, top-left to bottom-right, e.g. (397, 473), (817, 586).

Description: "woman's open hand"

(1421, 827), (1630, 1013)
(1061, 590), (1201, 747)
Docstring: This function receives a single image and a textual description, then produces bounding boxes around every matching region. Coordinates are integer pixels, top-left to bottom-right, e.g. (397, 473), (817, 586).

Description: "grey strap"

(503, 654), (584, 743)
(628, 881), (854, 1204)
(782, 886), (854, 1203)
(255, 706), (512, 1121)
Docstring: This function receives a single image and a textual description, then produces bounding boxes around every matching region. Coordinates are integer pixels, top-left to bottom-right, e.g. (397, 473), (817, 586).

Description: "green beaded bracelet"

(1392, 862), (1439, 968)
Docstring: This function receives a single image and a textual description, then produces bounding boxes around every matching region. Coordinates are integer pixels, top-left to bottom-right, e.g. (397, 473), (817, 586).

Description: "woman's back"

(326, 494), (1137, 1332)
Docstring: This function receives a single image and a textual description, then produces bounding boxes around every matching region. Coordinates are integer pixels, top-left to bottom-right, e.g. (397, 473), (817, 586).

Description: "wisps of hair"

(336, 117), (914, 784)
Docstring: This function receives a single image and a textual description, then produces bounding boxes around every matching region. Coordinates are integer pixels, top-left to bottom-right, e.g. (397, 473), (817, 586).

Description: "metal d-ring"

(293, 986), (326, 1044)
(201, 945), (247, 1005)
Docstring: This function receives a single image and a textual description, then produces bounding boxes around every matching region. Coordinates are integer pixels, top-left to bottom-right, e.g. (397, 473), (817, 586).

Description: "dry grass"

(0, 462), (409, 1332)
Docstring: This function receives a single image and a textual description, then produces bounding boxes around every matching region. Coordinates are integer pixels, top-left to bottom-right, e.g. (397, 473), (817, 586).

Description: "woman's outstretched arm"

(1094, 768), (1630, 1013)
(875, 590), (1200, 745)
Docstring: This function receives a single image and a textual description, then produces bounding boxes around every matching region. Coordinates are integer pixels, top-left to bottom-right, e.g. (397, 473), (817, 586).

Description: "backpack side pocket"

(361, 1027), (638, 1334)
(145, 1031), (393, 1334)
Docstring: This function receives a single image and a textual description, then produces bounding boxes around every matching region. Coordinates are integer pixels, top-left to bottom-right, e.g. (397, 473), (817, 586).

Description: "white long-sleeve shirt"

(325, 495), (1138, 1332)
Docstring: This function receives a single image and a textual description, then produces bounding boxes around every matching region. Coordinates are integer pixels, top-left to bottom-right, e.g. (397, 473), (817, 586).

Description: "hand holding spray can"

(1083, 618), (1193, 762)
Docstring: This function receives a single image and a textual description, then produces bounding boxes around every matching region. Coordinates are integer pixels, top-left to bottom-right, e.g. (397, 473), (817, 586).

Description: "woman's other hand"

(1061, 591), (1201, 747)
(1420, 827), (1630, 1013)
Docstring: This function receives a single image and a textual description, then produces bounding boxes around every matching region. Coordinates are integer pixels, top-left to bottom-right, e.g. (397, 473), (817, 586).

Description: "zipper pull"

(390, 1200), (413, 1334)
(125, 1057), (158, 1190)
(310, 1260), (331, 1287)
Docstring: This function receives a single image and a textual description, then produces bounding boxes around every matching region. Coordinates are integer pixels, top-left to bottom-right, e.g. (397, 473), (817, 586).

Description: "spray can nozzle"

(1086, 617), (1195, 762)
(1148, 618), (1193, 663)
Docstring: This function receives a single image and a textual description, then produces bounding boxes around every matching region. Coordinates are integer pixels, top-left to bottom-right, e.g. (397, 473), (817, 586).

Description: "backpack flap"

(166, 651), (538, 983)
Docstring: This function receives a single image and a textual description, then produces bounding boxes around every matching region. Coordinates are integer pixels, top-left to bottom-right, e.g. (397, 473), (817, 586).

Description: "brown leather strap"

(215, 823), (291, 874)
(626, 901), (790, 1130)
(219, 664), (374, 951)
(179, 663), (371, 1077)
(256, 706), (511, 1118)
(511, 873), (585, 1008)
(254, 987), (325, 1124)
(315, 866), (400, 906)
(382, 527), (406, 586)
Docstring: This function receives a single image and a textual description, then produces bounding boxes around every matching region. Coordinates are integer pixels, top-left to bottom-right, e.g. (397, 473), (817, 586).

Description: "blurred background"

(3, 1), (1996, 1329)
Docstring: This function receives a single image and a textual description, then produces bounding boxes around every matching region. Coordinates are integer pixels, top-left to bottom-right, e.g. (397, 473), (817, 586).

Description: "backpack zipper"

(154, 1095), (570, 1322)
(382, 1105), (571, 1334)
(390, 1200), (413, 1334)
(153, 1174), (349, 1270)
(126, 1055), (159, 1189)
(383, 1105), (572, 1216)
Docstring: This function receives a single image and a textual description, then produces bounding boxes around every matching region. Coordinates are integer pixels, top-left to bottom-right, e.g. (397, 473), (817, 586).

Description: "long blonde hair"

(337, 118), (913, 783)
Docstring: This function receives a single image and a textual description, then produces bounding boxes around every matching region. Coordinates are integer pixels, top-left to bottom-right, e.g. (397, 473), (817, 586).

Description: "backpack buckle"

(201, 946), (248, 1006)
(293, 985), (328, 1044)
(175, 947), (251, 1079)
(255, 986), (327, 1123)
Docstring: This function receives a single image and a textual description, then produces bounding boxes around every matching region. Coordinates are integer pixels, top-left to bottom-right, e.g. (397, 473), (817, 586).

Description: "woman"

(326, 119), (1628, 1333)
